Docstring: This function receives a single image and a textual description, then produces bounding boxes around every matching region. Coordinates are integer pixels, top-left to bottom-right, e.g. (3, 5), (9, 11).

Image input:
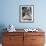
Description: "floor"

(0, 44), (2, 46)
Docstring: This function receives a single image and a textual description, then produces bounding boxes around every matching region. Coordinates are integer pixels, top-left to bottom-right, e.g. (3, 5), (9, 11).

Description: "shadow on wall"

(0, 24), (7, 43)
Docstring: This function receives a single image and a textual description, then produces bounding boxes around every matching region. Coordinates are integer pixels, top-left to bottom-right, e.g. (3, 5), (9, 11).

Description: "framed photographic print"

(19, 5), (34, 23)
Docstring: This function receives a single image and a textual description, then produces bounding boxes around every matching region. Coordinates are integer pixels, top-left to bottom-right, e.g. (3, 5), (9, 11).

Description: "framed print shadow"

(19, 5), (34, 23)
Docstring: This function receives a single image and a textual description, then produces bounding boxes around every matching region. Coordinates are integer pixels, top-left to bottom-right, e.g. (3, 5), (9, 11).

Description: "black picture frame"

(19, 5), (34, 23)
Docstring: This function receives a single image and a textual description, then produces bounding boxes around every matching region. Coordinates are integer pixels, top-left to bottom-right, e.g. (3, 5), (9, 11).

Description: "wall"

(0, 0), (46, 29)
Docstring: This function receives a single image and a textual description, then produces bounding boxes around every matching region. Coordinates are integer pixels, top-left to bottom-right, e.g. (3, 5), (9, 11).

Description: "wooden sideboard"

(2, 32), (45, 46)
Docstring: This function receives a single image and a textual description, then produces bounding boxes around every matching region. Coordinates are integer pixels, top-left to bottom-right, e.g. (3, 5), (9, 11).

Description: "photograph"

(19, 5), (34, 23)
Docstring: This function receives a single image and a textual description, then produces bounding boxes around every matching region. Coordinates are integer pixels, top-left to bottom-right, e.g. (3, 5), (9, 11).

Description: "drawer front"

(32, 44), (44, 46)
(32, 36), (45, 44)
(3, 32), (23, 36)
(3, 43), (16, 46)
(24, 32), (44, 36)
(3, 43), (23, 46)
(3, 36), (23, 44)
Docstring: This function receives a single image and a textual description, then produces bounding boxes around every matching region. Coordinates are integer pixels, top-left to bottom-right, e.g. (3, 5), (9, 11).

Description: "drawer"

(3, 43), (23, 46)
(3, 37), (23, 46)
(3, 32), (23, 36)
(24, 35), (44, 45)
(3, 42), (15, 46)
(24, 32), (44, 36)
(3, 36), (23, 42)
(31, 44), (44, 46)
(32, 36), (45, 44)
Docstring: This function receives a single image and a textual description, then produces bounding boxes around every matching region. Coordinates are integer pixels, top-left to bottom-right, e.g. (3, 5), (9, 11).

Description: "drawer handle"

(9, 38), (12, 40)
(32, 39), (36, 40)
(9, 38), (13, 40)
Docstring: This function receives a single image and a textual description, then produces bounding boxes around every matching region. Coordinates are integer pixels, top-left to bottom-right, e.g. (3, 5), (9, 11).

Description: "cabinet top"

(3, 29), (45, 32)
(3, 32), (45, 36)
